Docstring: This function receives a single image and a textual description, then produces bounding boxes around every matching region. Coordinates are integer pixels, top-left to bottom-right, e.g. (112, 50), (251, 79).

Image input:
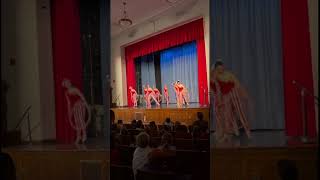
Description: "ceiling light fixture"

(118, 1), (132, 27)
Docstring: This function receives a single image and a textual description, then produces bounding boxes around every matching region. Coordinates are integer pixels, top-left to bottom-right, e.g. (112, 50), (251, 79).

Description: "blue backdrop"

(210, 0), (285, 130)
(160, 41), (199, 103)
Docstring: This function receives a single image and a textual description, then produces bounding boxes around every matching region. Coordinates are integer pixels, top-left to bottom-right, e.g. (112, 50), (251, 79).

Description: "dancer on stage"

(143, 85), (150, 107)
(153, 86), (162, 103)
(172, 81), (181, 107)
(146, 84), (160, 107)
(210, 61), (251, 141)
(62, 79), (91, 144)
(129, 86), (138, 107)
(173, 81), (189, 107)
(163, 85), (169, 106)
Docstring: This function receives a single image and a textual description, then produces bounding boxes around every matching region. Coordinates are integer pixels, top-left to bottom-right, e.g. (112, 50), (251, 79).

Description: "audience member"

(136, 120), (144, 131)
(158, 132), (175, 151)
(163, 118), (174, 131)
(131, 119), (137, 129)
(132, 132), (152, 178)
(192, 112), (208, 133)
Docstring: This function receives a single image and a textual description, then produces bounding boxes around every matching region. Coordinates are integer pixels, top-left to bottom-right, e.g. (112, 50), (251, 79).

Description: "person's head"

(136, 120), (143, 128)
(129, 86), (132, 90)
(120, 126), (128, 135)
(197, 112), (204, 121)
(160, 132), (173, 147)
(149, 121), (156, 128)
(214, 61), (224, 74)
(62, 79), (72, 88)
(165, 118), (171, 123)
(277, 160), (298, 180)
(136, 132), (150, 148)
(131, 119), (137, 125)
(177, 80), (181, 85)
(175, 121), (181, 126)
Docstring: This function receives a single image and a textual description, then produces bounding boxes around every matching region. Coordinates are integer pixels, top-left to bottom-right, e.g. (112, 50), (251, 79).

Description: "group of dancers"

(129, 81), (190, 108)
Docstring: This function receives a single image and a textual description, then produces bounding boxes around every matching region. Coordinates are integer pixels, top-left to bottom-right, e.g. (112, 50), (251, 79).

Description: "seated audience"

(132, 132), (152, 178)
(131, 119), (137, 129)
(117, 119), (124, 130)
(146, 121), (159, 137)
(136, 120), (144, 131)
(110, 135), (121, 164)
(192, 112), (208, 133)
(158, 132), (175, 151)
(120, 126), (128, 135)
(163, 118), (174, 131)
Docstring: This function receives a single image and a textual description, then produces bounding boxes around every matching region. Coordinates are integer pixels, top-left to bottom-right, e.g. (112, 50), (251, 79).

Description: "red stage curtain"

(125, 19), (208, 106)
(281, 0), (316, 137)
(51, 0), (83, 143)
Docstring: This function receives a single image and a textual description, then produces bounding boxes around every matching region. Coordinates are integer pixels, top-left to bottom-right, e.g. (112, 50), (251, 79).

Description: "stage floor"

(114, 102), (208, 109)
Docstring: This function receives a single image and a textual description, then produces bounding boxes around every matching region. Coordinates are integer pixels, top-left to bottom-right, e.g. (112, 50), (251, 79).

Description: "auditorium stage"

(111, 103), (209, 125)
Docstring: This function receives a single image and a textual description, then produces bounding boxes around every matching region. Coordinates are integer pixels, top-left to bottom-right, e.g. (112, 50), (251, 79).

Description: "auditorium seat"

(136, 169), (179, 180)
(175, 138), (193, 150)
(110, 164), (134, 180)
(124, 124), (132, 129)
(176, 150), (210, 180)
(174, 131), (192, 139)
(0, 152), (16, 180)
(150, 137), (161, 148)
(117, 145), (135, 165)
(128, 129), (141, 136)
(119, 135), (131, 145)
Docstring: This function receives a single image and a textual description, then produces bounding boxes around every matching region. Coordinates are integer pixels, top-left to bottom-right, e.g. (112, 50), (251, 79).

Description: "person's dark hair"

(136, 120), (143, 129)
(197, 112), (204, 121)
(277, 160), (298, 180)
(160, 132), (173, 147)
(149, 121), (157, 129)
(214, 61), (224, 68)
(165, 118), (171, 123)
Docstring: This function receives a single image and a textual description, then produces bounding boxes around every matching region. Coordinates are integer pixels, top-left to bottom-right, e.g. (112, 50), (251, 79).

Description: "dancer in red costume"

(163, 85), (169, 106)
(129, 86), (138, 107)
(143, 85), (150, 108)
(172, 81), (181, 107)
(147, 84), (160, 107)
(62, 79), (91, 144)
(210, 61), (251, 141)
(153, 86), (162, 103)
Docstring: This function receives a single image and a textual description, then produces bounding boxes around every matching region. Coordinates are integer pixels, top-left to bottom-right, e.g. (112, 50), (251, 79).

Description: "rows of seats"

(110, 146), (210, 180)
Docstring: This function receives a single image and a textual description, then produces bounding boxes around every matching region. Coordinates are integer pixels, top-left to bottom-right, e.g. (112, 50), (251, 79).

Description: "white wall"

(111, 0), (210, 106)
(1, 0), (56, 141)
(308, 0), (318, 133)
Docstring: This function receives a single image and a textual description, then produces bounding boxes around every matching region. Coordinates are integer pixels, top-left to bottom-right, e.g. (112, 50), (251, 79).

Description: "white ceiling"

(111, 0), (189, 37)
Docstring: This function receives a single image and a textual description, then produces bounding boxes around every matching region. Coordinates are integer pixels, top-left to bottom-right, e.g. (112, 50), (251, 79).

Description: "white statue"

(62, 79), (91, 144)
